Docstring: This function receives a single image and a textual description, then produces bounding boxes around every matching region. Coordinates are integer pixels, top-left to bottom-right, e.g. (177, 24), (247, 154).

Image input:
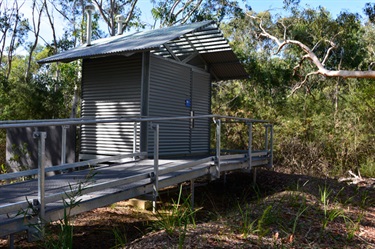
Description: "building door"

(190, 69), (211, 154)
(148, 55), (211, 156)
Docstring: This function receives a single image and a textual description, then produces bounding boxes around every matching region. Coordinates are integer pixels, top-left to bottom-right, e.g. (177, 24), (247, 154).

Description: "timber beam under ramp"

(0, 115), (273, 243)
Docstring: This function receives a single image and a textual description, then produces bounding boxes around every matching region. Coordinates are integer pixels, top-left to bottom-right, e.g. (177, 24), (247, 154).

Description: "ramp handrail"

(0, 114), (273, 239)
(0, 114), (268, 129)
(0, 152), (148, 181)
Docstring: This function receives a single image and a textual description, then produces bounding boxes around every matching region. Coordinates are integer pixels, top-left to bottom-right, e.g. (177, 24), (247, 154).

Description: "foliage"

(151, 0), (246, 27)
(214, 4), (375, 178)
(318, 185), (343, 229)
(92, 0), (144, 36)
(153, 185), (201, 247)
(237, 202), (257, 237)
(15, 170), (96, 248)
(111, 226), (128, 249)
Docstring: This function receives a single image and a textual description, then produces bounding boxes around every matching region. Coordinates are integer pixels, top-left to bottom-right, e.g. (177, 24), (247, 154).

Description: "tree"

(25, 0), (46, 80)
(151, 0), (246, 28)
(92, 0), (143, 36)
(51, 0), (89, 47)
(249, 10), (374, 94)
(213, 3), (375, 177)
(0, 0), (29, 78)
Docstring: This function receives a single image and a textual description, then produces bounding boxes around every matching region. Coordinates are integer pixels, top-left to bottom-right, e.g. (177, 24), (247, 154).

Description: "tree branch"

(44, 0), (58, 54)
(93, 0), (111, 35)
(26, 0), (45, 80)
(289, 71), (320, 96)
(169, 0), (182, 21)
(321, 40), (336, 66)
(123, 0), (138, 32)
(178, 0), (203, 25)
(249, 14), (375, 84)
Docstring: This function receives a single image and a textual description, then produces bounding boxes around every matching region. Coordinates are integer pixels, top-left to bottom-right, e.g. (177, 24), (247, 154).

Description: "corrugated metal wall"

(148, 56), (191, 155)
(81, 55), (142, 158)
(191, 69), (211, 153)
(148, 55), (211, 155)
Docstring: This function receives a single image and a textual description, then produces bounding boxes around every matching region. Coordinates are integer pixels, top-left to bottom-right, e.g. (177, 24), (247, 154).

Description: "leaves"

(151, 0), (246, 28)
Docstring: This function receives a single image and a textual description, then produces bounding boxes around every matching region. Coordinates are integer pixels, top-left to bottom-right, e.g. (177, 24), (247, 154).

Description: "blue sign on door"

(185, 99), (191, 108)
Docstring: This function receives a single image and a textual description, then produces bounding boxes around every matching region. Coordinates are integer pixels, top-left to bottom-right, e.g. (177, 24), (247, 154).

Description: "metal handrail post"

(248, 122), (253, 171)
(269, 124), (274, 169)
(215, 119), (221, 178)
(133, 122), (137, 160)
(61, 125), (69, 164)
(190, 179), (195, 211)
(152, 124), (159, 212)
(33, 131), (47, 237)
(264, 124), (269, 152)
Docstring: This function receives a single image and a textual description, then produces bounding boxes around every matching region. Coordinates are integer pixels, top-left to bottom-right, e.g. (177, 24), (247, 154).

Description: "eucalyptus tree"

(25, 0), (46, 80)
(52, 0), (95, 46)
(249, 8), (370, 94)
(92, 0), (143, 36)
(0, 0), (29, 78)
(151, 0), (246, 28)
(215, 2), (375, 177)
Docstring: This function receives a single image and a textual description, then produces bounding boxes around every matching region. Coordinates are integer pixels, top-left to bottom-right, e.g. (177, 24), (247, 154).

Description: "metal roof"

(38, 20), (248, 80)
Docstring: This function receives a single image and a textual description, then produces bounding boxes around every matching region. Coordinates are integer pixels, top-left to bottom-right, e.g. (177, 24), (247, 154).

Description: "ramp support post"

(215, 119), (221, 178)
(269, 124), (274, 169)
(152, 124), (159, 213)
(9, 234), (14, 249)
(61, 125), (69, 165)
(264, 124), (269, 152)
(190, 179), (195, 211)
(133, 122), (137, 160)
(248, 122), (253, 172)
(31, 131), (47, 240)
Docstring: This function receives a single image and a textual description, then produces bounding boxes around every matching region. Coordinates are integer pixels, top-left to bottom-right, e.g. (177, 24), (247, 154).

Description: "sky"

(139, 0), (370, 27)
(8, 0), (373, 52)
(249, 0), (369, 18)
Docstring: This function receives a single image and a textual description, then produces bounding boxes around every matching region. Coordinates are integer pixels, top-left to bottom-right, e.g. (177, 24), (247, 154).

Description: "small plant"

(0, 163), (10, 185)
(319, 185), (343, 230)
(153, 185), (201, 248)
(287, 180), (309, 208)
(237, 202), (257, 237)
(17, 170), (96, 248)
(344, 215), (362, 240)
(111, 226), (128, 248)
(291, 203), (308, 235)
(0, 163), (8, 174)
(256, 205), (273, 240)
(252, 184), (262, 203)
(343, 189), (368, 240)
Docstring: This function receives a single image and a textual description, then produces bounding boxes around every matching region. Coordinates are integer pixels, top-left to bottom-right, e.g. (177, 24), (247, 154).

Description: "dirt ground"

(1, 168), (374, 248)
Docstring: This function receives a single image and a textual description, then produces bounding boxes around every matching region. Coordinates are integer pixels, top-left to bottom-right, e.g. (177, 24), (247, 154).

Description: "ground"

(1, 168), (374, 248)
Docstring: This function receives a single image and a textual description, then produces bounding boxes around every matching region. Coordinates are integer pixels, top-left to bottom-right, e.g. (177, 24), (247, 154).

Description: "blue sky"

(139, 0), (371, 26)
(13, 0), (373, 51)
(249, 0), (369, 18)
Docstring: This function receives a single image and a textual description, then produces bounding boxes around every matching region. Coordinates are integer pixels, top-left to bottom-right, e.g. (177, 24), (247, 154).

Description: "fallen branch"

(338, 170), (375, 188)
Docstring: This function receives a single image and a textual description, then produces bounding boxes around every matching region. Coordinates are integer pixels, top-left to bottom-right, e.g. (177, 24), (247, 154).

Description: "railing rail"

(0, 152), (148, 181)
(0, 114), (268, 129)
(0, 114), (273, 237)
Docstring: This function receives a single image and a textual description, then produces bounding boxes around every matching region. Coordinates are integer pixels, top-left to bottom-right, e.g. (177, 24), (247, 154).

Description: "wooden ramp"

(0, 153), (269, 238)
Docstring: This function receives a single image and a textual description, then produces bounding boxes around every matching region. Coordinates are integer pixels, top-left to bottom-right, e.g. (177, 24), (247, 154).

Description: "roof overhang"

(38, 21), (248, 81)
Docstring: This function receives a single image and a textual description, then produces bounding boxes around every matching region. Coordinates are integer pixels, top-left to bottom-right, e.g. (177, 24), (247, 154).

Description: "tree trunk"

(26, 0), (45, 81)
